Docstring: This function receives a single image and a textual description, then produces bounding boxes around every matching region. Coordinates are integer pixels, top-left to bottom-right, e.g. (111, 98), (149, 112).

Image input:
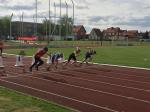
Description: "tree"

(0, 16), (11, 39)
(143, 31), (149, 39)
(57, 15), (73, 37)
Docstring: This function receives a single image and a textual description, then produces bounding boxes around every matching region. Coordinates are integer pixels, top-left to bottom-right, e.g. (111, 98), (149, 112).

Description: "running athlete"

(64, 47), (81, 66)
(80, 48), (96, 65)
(46, 52), (64, 71)
(29, 47), (48, 72)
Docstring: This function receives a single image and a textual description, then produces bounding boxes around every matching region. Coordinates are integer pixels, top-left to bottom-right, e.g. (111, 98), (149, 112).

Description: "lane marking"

(3, 67), (150, 93)
(0, 78), (119, 112)
(34, 71), (150, 92)
(20, 75), (150, 104)
(0, 86), (80, 112)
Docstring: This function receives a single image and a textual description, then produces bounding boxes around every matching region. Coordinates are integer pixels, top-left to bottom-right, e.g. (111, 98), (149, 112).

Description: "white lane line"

(3, 53), (150, 71)
(21, 75), (150, 104)
(0, 86), (80, 112)
(68, 70), (150, 85)
(4, 60), (150, 80)
(1, 73), (30, 79)
(0, 78), (119, 112)
(3, 70), (150, 93)
(9, 61), (148, 85)
(35, 71), (150, 92)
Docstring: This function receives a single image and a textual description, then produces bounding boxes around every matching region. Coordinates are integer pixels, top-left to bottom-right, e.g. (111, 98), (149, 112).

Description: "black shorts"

(52, 54), (60, 63)
(68, 53), (76, 62)
(85, 54), (91, 60)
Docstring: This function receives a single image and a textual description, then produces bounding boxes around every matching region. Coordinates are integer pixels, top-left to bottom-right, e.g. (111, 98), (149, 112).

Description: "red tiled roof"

(73, 25), (83, 33)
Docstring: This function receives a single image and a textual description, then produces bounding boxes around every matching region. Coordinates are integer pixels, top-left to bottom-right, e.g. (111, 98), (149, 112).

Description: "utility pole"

(65, 1), (68, 40)
(48, 0), (51, 44)
(21, 12), (24, 37)
(71, 0), (74, 40)
(10, 13), (13, 40)
(59, 0), (62, 40)
(53, 2), (56, 36)
(44, 17), (48, 39)
(35, 0), (38, 36)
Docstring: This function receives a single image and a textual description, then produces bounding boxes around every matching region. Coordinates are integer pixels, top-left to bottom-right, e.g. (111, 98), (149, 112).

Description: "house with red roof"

(73, 25), (86, 40)
(103, 27), (139, 40)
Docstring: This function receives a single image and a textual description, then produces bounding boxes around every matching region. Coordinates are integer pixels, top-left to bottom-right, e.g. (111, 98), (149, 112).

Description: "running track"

(0, 55), (150, 112)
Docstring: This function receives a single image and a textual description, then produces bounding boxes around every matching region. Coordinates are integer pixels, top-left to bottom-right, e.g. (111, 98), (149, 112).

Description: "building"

(89, 28), (103, 40)
(123, 30), (139, 40)
(103, 27), (139, 40)
(12, 21), (42, 38)
(73, 25), (86, 40)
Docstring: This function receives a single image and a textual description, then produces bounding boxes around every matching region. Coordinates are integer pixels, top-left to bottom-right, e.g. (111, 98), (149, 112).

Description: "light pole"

(10, 13), (13, 40)
(65, 1), (68, 40)
(59, 0), (62, 40)
(44, 17), (48, 39)
(33, 15), (36, 36)
(48, 0), (51, 44)
(19, 16), (22, 37)
(35, 0), (38, 36)
(52, 2), (56, 36)
(21, 12), (24, 37)
(71, 0), (74, 40)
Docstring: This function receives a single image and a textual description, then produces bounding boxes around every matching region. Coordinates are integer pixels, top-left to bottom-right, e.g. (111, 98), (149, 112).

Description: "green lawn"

(0, 86), (73, 112)
(6, 40), (150, 47)
(4, 46), (150, 68)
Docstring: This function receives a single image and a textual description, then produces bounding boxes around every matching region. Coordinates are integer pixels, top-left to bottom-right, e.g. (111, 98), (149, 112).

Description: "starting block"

(31, 55), (35, 65)
(0, 56), (6, 76)
(14, 55), (25, 73)
(58, 53), (65, 63)
(47, 55), (52, 64)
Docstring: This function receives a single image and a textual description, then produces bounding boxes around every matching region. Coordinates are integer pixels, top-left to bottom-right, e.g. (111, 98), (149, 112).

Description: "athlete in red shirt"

(29, 47), (48, 72)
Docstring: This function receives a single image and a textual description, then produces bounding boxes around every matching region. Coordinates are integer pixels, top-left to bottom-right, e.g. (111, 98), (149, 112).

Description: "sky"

(0, 0), (150, 33)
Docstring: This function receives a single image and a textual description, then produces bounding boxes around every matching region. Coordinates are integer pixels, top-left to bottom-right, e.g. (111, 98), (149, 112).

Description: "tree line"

(0, 15), (73, 39)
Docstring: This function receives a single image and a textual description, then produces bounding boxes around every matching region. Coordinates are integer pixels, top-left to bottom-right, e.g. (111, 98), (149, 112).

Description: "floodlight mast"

(35, 0), (38, 36)
(48, 0), (51, 44)
(10, 13), (13, 40)
(59, 0), (62, 40)
(65, 1), (68, 39)
(71, 0), (74, 39)
(44, 17), (48, 39)
(21, 12), (24, 37)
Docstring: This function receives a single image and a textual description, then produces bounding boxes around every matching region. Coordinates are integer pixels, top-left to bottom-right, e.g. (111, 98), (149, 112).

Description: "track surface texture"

(0, 55), (150, 112)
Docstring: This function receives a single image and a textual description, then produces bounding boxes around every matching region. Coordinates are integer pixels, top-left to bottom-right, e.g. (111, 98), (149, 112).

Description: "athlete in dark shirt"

(47, 52), (63, 71)
(29, 47), (48, 72)
(64, 47), (81, 66)
(80, 49), (96, 65)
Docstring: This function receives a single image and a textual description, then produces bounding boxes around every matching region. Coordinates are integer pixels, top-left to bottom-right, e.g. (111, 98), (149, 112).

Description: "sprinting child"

(29, 47), (48, 72)
(64, 47), (81, 66)
(80, 48), (96, 65)
(46, 52), (64, 71)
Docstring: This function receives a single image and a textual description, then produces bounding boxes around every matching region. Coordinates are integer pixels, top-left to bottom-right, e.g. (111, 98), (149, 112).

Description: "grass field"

(6, 40), (150, 47)
(4, 46), (150, 68)
(0, 86), (73, 112)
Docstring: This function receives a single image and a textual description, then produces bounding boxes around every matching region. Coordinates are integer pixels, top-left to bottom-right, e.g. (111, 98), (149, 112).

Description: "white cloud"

(0, 0), (150, 32)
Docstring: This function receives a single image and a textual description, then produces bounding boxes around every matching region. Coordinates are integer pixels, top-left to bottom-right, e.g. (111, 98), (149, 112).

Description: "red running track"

(0, 55), (150, 112)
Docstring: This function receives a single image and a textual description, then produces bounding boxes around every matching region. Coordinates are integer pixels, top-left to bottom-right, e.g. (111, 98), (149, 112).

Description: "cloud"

(0, 0), (150, 31)
(76, 5), (89, 9)
(0, 0), (8, 3)
(55, 2), (72, 9)
(0, 1), (40, 11)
